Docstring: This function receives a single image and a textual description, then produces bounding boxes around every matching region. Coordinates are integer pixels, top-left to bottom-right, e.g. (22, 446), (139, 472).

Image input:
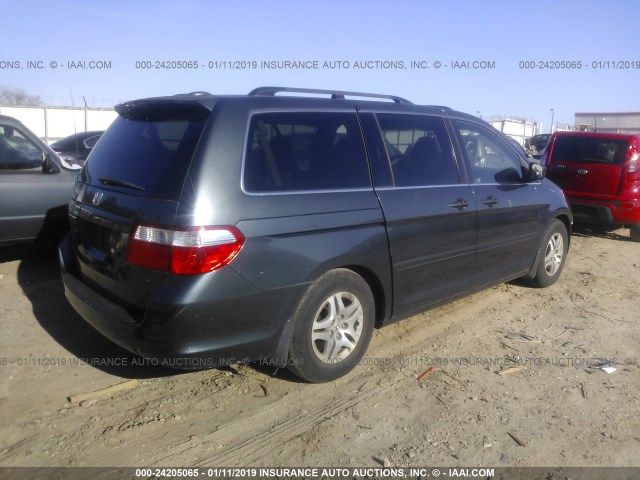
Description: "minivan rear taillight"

(127, 225), (244, 275)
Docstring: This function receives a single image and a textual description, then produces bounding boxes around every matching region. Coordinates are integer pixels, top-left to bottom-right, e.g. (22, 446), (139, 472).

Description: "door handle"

(448, 198), (469, 210)
(577, 169), (588, 176)
(480, 196), (498, 207)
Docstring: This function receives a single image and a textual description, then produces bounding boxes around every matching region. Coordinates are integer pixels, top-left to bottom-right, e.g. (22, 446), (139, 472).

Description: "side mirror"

(43, 154), (61, 174)
(528, 162), (544, 182)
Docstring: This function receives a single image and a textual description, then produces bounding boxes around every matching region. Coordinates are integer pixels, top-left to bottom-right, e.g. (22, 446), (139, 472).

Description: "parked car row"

(51, 131), (104, 167)
(525, 133), (552, 155)
(2, 87), (637, 382)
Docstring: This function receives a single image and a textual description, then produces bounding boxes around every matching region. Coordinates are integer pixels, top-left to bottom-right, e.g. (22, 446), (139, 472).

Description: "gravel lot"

(0, 227), (638, 472)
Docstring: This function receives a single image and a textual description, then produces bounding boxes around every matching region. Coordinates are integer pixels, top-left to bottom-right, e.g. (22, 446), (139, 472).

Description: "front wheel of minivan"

(531, 219), (568, 288)
(287, 269), (375, 383)
(630, 224), (640, 242)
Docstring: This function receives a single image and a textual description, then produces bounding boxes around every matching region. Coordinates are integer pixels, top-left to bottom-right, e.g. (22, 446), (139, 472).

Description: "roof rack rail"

(428, 105), (453, 112)
(248, 86), (413, 104)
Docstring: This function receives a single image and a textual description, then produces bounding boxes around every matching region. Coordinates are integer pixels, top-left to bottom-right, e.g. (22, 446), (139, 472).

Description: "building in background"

(488, 117), (538, 146)
(574, 112), (640, 134)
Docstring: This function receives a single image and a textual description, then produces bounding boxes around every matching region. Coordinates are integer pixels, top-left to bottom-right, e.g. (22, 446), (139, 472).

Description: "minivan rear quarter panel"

(62, 97), (395, 364)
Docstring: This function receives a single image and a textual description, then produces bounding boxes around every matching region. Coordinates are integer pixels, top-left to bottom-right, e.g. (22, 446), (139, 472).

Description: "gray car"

(0, 115), (80, 245)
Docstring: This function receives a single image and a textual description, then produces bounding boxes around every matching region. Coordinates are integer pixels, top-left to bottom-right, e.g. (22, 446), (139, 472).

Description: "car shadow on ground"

(9, 243), (302, 383)
(571, 224), (632, 242)
(9, 243), (179, 379)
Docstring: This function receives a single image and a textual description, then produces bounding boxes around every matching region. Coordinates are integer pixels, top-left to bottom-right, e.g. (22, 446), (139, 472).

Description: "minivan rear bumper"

(58, 234), (304, 369)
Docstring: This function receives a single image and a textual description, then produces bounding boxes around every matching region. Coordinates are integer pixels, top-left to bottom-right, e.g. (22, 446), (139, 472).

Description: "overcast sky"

(2, 0), (639, 129)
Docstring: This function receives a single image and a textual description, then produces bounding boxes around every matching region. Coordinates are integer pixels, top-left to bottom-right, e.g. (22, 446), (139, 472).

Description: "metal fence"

(0, 104), (117, 143)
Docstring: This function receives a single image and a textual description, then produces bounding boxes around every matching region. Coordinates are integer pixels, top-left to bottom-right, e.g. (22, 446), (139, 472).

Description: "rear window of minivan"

(552, 136), (628, 165)
(85, 115), (207, 200)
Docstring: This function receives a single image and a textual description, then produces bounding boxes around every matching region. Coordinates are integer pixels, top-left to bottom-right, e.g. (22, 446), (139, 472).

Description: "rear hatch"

(546, 134), (629, 196)
(69, 99), (211, 311)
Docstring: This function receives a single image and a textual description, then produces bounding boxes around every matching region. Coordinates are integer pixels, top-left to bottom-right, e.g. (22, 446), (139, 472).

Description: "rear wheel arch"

(286, 267), (377, 382)
(270, 264), (388, 370)
(342, 264), (386, 327)
(556, 214), (572, 246)
(300, 263), (388, 326)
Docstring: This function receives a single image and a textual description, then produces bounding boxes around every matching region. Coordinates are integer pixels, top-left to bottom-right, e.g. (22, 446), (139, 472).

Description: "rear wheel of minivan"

(287, 269), (374, 383)
(531, 219), (568, 288)
(630, 224), (640, 242)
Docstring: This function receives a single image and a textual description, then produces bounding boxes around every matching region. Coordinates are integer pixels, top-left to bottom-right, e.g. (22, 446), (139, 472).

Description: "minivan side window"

(455, 120), (524, 184)
(375, 114), (459, 187)
(243, 112), (370, 192)
(0, 124), (44, 171)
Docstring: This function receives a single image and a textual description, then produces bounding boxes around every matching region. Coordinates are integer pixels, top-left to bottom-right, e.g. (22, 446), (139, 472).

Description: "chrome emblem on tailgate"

(92, 190), (104, 206)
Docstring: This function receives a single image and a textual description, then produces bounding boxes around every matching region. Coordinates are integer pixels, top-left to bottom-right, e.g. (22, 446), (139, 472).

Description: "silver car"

(0, 115), (80, 245)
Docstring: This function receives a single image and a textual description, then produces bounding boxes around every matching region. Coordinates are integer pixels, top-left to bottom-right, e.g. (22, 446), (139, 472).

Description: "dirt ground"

(0, 226), (638, 470)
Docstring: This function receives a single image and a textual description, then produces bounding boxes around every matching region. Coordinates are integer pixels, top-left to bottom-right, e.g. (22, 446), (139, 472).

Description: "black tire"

(287, 269), (375, 383)
(630, 224), (640, 243)
(531, 219), (568, 288)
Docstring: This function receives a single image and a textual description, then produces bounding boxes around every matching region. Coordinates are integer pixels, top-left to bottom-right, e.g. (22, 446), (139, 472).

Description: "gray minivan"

(59, 87), (572, 382)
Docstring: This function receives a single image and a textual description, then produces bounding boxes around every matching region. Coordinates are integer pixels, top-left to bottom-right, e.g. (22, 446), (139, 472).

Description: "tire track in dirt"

(7, 231), (638, 468)
(111, 290), (503, 466)
(168, 376), (402, 466)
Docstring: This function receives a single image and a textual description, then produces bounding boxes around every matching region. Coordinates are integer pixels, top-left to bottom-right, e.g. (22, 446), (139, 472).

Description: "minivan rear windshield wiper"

(99, 176), (146, 191)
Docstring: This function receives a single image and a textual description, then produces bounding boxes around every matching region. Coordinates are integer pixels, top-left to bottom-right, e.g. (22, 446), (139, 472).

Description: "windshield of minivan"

(84, 116), (206, 199)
